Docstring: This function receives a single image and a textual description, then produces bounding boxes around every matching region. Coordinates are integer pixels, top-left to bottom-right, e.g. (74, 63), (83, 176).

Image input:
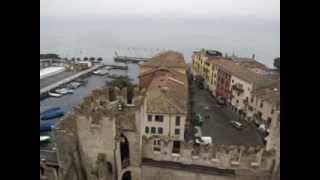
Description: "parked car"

(230, 120), (243, 130)
(195, 136), (212, 145)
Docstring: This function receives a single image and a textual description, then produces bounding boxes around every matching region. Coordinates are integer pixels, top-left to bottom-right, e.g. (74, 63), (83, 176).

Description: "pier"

(40, 63), (129, 98)
(114, 56), (149, 63)
(40, 64), (104, 97)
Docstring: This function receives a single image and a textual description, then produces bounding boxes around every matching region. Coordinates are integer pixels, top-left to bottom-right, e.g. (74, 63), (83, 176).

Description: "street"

(188, 79), (263, 146)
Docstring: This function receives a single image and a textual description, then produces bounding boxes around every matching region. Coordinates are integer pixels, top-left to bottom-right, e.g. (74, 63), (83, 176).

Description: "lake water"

(40, 16), (280, 67)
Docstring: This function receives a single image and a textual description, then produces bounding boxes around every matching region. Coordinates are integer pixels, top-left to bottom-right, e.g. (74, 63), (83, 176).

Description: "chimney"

(252, 54), (255, 60)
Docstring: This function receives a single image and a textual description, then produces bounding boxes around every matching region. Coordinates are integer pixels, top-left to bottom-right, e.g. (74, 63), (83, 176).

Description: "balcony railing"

(232, 85), (244, 93)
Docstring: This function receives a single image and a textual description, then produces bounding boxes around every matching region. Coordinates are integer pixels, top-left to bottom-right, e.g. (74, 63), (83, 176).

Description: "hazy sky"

(41, 0), (279, 19)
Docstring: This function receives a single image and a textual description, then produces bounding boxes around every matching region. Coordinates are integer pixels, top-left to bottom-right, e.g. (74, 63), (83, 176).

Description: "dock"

(114, 56), (149, 64)
(40, 64), (104, 97)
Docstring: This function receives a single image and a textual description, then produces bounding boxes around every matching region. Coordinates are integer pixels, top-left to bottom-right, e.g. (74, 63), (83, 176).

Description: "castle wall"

(142, 165), (235, 180)
(142, 137), (275, 172)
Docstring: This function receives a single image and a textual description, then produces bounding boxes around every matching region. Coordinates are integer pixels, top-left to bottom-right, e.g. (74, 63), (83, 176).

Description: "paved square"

(189, 80), (263, 146)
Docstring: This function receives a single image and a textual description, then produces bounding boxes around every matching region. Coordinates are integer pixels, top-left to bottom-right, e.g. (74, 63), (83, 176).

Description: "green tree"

(108, 76), (136, 104)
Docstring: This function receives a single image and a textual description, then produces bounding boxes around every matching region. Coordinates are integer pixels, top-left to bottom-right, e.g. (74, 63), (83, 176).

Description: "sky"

(41, 0), (280, 19)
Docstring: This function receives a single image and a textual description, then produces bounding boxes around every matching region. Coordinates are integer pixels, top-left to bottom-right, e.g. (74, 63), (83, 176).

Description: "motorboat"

(93, 68), (109, 76)
(40, 122), (55, 132)
(40, 136), (50, 142)
(48, 92), (62, 97)
(55, 88), (69, 95)
(41, 107), (64, 120)
(41, 107), (61, 115)
(66, 89), (74, 94)
(68, 82), (81, 89)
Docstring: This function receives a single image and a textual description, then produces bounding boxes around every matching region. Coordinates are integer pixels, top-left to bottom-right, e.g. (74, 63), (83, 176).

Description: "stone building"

(53, 50), (279, 180)
(249, 81), (280, 134)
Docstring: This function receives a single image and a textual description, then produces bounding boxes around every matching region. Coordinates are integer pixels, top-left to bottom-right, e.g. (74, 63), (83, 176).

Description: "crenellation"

(142, 136), (275, 172)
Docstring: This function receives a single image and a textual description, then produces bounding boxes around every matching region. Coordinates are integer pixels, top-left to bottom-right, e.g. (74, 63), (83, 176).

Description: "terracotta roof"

(146, 71), (188, 114)
(139, 65), (183, 78)
(211, 59), (276, 85)
(140, 50), (187, 69)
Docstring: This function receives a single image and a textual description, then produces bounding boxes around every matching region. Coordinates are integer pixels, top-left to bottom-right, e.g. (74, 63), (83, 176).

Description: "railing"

(232, 85), (244, 93)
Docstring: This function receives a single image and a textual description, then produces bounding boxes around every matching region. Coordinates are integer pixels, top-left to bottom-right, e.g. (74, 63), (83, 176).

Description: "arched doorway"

(120, 134), (130, 169)
(122, 171), (132, 180)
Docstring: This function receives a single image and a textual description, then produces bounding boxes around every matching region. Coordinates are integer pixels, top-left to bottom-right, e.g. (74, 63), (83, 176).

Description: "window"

(145, 127), (149, 134)
(175, 129), (180, 135)
(151, 127), (156, 134)
(260, 102), (264, 108)
(155, 115), (164, 122)
(236, 100), (239, 104)
(158, 127), (163, 134)
(248, 87), (250, 91)
(172, 141), (181, 154)
(148, 115), (152, 122)
(153, 139), (160, 145)
(232, 80), (234, 83)
(153, 139), (161, 152)
(176, 116), (180, 126)
(271, 109), (274, 114)
(251, 97), (254, 103)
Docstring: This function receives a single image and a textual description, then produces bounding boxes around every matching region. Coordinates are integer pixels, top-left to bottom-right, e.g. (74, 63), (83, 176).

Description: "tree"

(108, 76), (136, 104)
(71, 57), (76, 62)
(83, 57), (89, 61)
(40, 53), (60, 59)
(76, 57), (81, 61)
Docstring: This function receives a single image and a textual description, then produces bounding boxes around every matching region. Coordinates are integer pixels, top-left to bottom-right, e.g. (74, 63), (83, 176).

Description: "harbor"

(40, 59), (139, 151)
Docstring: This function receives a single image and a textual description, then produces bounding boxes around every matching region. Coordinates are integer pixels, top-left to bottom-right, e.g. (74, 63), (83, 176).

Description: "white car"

(230, 120), (243, 130)
(195, 136), (212, 145)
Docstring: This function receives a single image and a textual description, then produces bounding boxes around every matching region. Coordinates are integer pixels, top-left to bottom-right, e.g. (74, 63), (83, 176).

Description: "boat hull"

(40, 122), (54, 132)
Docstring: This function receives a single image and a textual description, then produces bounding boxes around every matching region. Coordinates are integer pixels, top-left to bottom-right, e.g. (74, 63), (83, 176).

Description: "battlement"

(142, 135), (276, 172)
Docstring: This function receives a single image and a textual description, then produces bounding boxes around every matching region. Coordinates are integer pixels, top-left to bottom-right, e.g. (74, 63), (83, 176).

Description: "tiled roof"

(140, 50), (187, 69)
(211, 59), (276, 85)
(146, 71), (188, 114)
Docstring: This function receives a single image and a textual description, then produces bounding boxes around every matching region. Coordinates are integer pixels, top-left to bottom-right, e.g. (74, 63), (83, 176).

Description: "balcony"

(232, 84), (244, 94)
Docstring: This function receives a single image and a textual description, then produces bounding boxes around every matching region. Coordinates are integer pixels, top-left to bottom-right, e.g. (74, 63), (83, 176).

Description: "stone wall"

(142, 165), (235, 180)
(142, 136), (276, 172)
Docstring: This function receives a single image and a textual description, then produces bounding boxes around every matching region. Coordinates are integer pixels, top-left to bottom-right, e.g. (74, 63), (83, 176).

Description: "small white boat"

(68, 82), (81, 89)
(67, 89), (74, 94)
(48, 92), (62, 97)
(93, 68), (109, 75)
(55, 88), (69, 95)
(40, 136), (50, 142)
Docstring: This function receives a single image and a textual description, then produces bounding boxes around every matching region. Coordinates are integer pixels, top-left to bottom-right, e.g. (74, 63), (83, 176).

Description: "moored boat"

(41, 109), (64, 120)
(41, 107), (61, 115)
(48, 92), (62, 97)
(55, 88), (69, 95)
(40, 136), (50, 142)
(68, 82), (81, 89)
(40, 122), (55, 132)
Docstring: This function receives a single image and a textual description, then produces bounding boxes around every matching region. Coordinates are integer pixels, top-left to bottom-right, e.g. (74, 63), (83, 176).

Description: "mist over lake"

(40, 16), (279, 67)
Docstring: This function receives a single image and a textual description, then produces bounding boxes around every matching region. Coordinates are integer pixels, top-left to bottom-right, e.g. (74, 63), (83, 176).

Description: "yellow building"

(191, 49), (224, 96)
